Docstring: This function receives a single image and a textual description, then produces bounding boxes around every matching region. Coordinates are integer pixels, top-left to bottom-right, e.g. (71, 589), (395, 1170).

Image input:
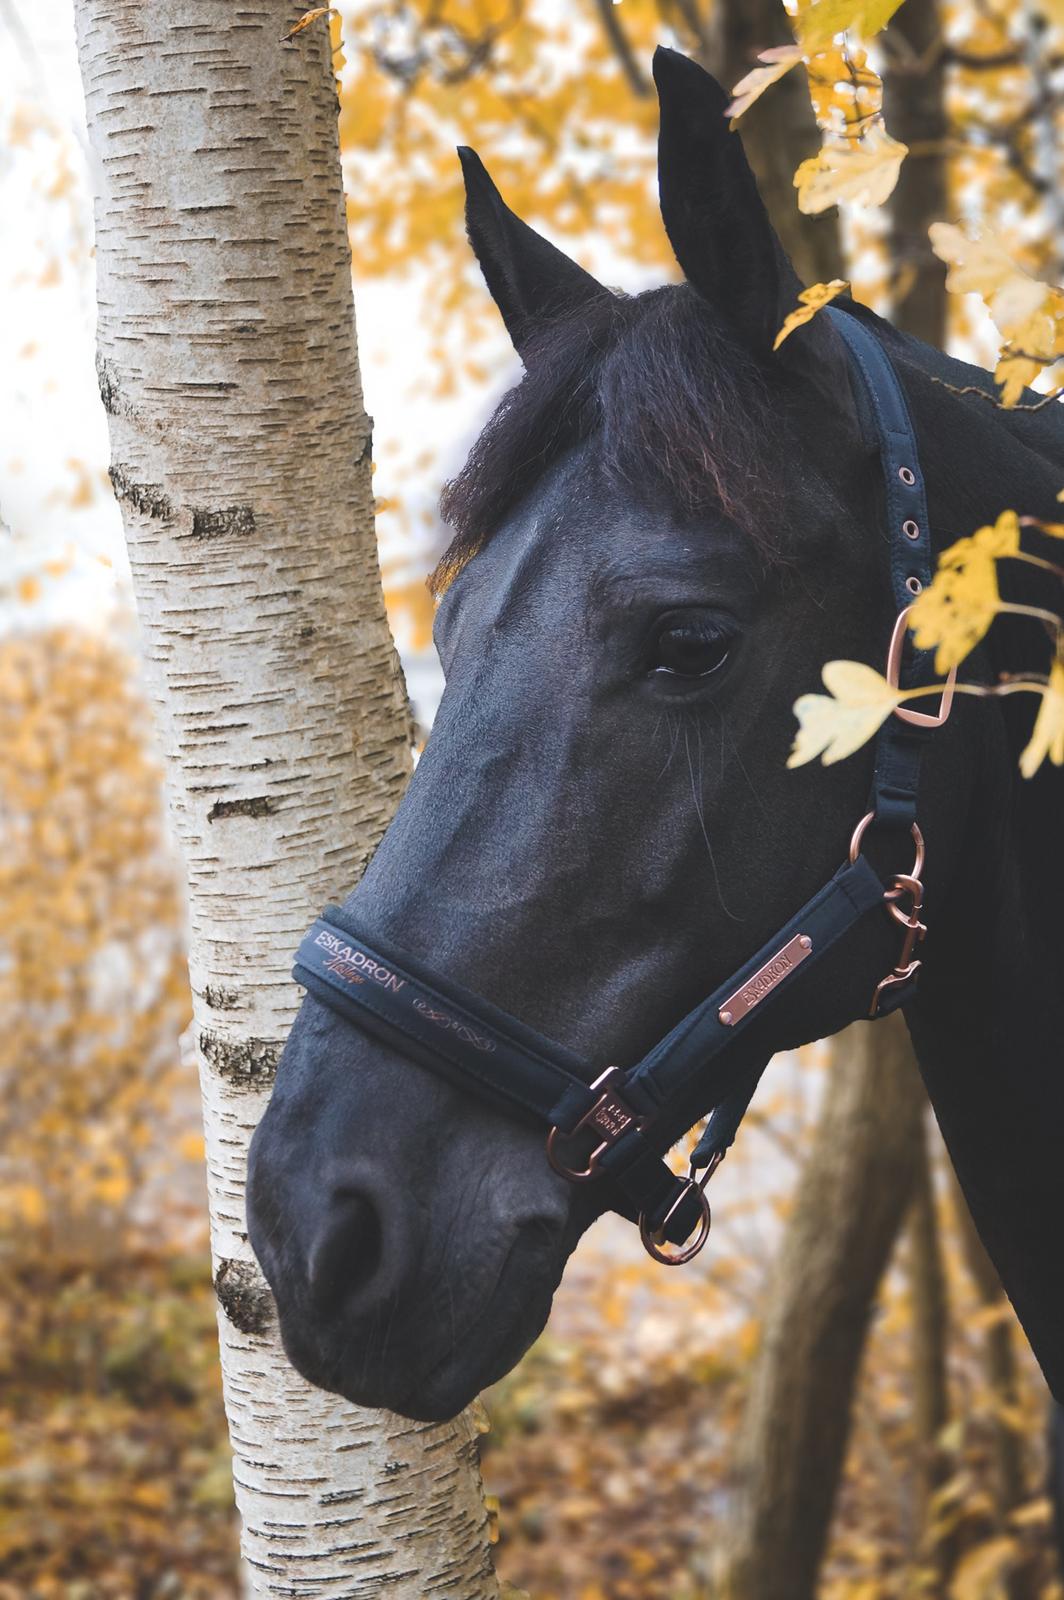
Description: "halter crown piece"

(294, 307), (956, 1264)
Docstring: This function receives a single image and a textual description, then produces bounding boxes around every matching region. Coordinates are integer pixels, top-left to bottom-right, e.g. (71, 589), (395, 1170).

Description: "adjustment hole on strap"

(903, 519), (920, 540)
(899, 466), (916, 485)
(905, 575), (923, 595)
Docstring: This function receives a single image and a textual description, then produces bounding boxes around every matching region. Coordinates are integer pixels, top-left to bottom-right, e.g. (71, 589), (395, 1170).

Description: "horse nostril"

(306, 1191), (384, 1316)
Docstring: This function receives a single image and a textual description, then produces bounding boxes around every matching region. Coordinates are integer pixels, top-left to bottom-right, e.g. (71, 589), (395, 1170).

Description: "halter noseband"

(293, 307), (955, 1265)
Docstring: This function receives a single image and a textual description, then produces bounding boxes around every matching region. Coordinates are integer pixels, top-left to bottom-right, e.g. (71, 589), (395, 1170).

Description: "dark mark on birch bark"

(109, 462), (173, 520)
(215, 1258), (274, 1335)
(208, 795), (274, 821)
(204, 984), (240, 1011)
(192, 504), (256, 539)
(96, 353), (122, 414)
(200, 1030), (280, 1087)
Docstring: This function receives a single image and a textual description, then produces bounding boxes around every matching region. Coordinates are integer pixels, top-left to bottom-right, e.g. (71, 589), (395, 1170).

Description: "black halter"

(293, 307), (955, 1263)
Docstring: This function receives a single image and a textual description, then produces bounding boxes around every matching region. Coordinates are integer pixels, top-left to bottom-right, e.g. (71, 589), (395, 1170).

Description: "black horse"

(248, 49), (1062, 1423)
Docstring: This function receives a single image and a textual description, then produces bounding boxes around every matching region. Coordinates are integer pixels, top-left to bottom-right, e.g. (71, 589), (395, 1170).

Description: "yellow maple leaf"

(798, 0), (905, 54)
(928, 225), (1064, 399)
(727, 46), (804, 121)
(994, 350), (1044, 408)
(1025, 516), (1064, 539)
(788, 659), (901, 768)
(773, 278), (850, 349)
(804, 43), (882, 133)
(1020, 656), (1064, 778)
(910, 511), (1018, 672)
(795, 124), (907, 214)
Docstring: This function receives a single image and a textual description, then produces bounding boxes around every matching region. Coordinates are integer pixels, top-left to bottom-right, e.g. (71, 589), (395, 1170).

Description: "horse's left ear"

(653, 47), (798, 354)
(457, 146), (609, 361)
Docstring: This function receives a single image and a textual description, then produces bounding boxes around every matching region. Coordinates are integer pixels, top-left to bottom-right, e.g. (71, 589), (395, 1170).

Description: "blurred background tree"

(1, 0), (1062, 1595)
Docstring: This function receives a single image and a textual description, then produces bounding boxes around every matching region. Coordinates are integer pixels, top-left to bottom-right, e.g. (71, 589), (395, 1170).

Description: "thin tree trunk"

(949, 1172), (1041, 1600)
(717, 1017), (926, 1600)
(717, 0), (844, 288)
(883, 0), (949, 347)
(884, 13), (956, 1567)
(73, 6), (499, 1595)
(906, 1116), (951, 1545)
(950, 1173), (1029, 1520)
(590, 0), (651, 98)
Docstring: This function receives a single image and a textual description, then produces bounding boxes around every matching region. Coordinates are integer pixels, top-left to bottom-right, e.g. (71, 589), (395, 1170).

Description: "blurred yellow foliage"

(0, 627), (191, 1254)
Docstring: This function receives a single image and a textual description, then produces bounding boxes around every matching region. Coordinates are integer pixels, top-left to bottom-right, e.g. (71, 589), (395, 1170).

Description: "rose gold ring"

(849, 813), (925, 882)
(638, 1179), (712, 1266)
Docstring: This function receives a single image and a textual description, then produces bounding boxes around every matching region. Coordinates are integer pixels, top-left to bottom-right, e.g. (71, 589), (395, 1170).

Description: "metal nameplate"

(718, 934), (813, 1026)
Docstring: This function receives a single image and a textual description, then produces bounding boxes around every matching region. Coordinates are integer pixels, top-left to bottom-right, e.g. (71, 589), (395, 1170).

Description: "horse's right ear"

(458, 146), (608, 361)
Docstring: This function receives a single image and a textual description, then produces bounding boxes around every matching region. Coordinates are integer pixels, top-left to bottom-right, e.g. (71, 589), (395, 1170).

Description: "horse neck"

(881, 327), (1064, 1394)
(907, 703), (1064, 1398)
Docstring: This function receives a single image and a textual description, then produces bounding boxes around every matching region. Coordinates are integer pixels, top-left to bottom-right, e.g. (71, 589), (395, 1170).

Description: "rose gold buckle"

(885, 605), (957, 728)
(638, 1151), (723, 1266)
(869, 871), (926, 1017)
(546, 1067), (643, 1183)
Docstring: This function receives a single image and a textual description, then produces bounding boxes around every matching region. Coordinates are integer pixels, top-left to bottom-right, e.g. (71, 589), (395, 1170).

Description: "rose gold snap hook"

(849, 813), (925, 882)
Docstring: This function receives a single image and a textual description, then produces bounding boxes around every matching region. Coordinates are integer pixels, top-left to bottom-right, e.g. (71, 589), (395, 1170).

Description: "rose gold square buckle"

(886, 605), (956, 728)
(546, 1067), (644, 1183)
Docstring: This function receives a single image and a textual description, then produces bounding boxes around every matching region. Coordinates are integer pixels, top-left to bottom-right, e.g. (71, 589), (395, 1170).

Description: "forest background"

(2, 0), (1063, 1596)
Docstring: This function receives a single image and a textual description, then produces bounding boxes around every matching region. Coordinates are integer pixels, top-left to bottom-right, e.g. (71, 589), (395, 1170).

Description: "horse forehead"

(454, 482), (632, 629)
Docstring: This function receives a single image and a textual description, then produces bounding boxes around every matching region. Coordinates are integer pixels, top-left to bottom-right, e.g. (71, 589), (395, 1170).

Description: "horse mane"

(434, 282), (790, 594)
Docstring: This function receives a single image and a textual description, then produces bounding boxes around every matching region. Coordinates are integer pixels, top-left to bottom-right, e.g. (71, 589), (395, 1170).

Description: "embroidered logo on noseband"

(314, 931), (406, 993)
(412, 997), (496, 1052)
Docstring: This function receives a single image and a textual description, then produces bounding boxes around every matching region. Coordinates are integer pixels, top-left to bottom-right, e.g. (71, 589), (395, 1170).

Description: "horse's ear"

(457, 146), (608, 360)
(653, 47), (797, 353)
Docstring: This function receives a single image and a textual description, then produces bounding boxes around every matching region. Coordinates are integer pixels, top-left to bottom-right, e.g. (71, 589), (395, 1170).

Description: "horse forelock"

(433, 283), (795, 595)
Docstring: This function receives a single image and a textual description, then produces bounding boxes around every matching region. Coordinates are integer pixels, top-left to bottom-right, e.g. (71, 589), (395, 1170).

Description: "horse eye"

(651, 622), (732, 679)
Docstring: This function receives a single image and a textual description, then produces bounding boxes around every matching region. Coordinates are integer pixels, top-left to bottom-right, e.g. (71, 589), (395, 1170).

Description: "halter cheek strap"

(292, 305), (954, 1262)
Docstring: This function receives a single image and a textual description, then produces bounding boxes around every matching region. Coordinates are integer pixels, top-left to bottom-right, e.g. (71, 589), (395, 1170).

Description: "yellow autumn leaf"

(795, 124), (907, 214)
(994, 351), (1044, 408)
(929, 225), (1064, 401)
(798, 0), (905, 54)
(1024, 516), (1064, 539)
(948, 1534), (1018, 1600)
(1007, 1497), (1052, 1528)
(727, 46), (804, 121)
(788, 659), (901, 768)
(805, 42), (882, 133)
(1020, 656), (1064, 778)
(773, 278), (850, 349)
(282, 6), (335, 42)
(910, 511), (1019, 672)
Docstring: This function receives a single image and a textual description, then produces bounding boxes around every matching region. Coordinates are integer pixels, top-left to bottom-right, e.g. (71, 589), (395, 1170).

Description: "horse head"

(247, 48), (977, 1420)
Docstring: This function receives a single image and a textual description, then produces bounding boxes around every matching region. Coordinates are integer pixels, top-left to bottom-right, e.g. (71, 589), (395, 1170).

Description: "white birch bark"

(73, 5), (500, 1594)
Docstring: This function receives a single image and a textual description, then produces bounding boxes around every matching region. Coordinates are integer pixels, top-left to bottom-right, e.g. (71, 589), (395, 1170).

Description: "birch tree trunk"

(73, 6), (499, 1595)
